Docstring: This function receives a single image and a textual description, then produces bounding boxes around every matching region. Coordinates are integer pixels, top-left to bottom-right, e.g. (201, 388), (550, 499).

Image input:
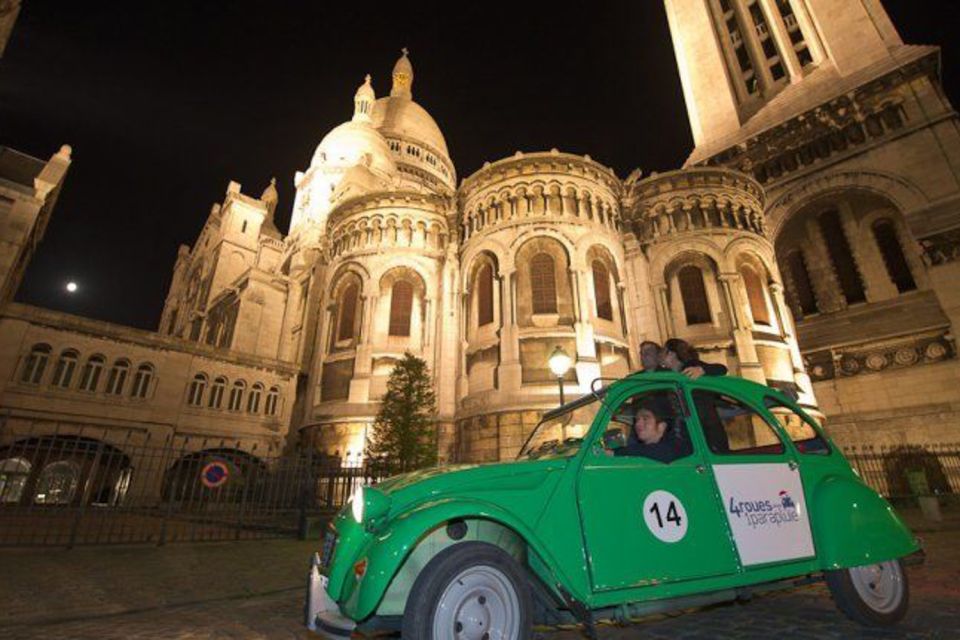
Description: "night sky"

(2, 1), (958, 330)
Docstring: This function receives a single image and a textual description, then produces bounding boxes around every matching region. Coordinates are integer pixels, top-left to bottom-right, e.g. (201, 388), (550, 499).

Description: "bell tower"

(664, 0), (905, 149)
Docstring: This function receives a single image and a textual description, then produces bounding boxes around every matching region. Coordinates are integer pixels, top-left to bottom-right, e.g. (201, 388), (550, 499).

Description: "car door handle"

(788, 460), (798, 471)
(695, 465), (706, 474)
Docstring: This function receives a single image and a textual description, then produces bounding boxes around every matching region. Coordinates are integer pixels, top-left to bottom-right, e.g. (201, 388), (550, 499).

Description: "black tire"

(401, 541), (533, 640)
(825, 559), (909, 626)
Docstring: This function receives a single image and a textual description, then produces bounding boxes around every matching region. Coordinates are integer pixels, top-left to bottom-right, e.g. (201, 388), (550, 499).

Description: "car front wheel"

(826, 559), (909, 626)
(402, 541), (532, 640)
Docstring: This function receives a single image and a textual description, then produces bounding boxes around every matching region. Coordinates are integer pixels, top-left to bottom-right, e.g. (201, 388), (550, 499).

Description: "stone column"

(653, 284), (675, 342)
(572, 267), (601, 391)
(804, 218), (845, 313)
(758, 0), (803, 82)
(769, 282), (816, 406)
(497, 268), (522, 392)
(719, 273), (765, 384)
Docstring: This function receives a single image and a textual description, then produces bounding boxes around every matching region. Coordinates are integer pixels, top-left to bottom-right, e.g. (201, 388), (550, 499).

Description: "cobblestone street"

(1, 515), (958, 639)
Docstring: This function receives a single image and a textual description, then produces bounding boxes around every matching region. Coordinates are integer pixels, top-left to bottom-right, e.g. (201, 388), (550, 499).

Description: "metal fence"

(0, 423), (386, 548)
(3, 419), (959, 548)
(842, 443), (960, 500)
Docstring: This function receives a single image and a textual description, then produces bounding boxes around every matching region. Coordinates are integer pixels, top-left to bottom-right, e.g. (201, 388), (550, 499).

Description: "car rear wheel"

(826, 559), (909, 626)
(402, 541), (532, 640)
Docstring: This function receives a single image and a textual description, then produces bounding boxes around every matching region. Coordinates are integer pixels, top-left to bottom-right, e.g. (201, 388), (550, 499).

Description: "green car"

(306, 372), (922, 639)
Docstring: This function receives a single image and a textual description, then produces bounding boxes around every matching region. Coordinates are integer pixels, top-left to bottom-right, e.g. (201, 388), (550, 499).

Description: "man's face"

(640, 344), (660, 370)
(633, 409), (667, 444)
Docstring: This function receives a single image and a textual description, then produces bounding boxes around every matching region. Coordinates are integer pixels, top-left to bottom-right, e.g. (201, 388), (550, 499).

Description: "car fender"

(811, 474), (919, 570)
(341, 497), (570, 621)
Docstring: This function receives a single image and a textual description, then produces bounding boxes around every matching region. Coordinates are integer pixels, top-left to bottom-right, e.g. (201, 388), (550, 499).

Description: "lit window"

(477, 263), (494, 326)
(33, 460), (80, 505)
(0, 457), (32, 504)
(21, 344), (51, 384)
(389, 280), (414, 337)
(592, 261), (613, 321)
(248, 383), (263, 414)
(678, 265), (711, 325)
(337, 283), (359, 342)
(228, 380), (246, 411)
(78, 355), (106, 392)
(265, 386), (280, 417)
(188, 373), (208, 406)
(130, 363), (154, 399)
(209, 377), (227, 409)
(105, 360), (130, 395)
(51, 350), (79, 388)
(739, 265), (771, 325)
(530, 253), (557, 314)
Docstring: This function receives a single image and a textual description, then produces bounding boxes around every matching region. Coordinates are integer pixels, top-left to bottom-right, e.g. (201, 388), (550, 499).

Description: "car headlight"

(351, 486), (365, 523)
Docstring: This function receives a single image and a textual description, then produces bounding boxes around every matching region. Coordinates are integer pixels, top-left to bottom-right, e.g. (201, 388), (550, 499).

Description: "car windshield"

(517, 395), (603, 460)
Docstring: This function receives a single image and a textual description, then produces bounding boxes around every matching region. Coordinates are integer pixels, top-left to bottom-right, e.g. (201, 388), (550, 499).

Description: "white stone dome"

(310, 119), (397, 178)
(371, 96), (449, 156)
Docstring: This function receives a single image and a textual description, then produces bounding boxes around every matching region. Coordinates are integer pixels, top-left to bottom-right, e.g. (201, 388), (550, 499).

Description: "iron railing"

(0, 421), (386, 547)
(841, 443), (960, 500)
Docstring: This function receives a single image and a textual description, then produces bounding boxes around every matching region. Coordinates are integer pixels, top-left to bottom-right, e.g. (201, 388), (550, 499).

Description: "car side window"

(692, 390), (785, 455)
(763, 397), (831, 455)
(604, 389), (693, 464)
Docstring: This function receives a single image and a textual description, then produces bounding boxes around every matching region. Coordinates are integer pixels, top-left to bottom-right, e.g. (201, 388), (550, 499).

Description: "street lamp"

(548, 346), (572, 406)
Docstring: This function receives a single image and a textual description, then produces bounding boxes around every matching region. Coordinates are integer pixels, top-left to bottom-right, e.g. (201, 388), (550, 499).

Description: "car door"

(577, 383), (739, 593)
(688, 387), (816, 568)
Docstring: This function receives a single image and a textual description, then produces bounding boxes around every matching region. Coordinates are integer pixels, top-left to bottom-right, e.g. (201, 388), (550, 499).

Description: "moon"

(66, 281), (78, 293)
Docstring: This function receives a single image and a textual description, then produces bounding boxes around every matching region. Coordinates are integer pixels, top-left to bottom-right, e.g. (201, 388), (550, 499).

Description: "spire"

(261, 177), (278, 216)
(390, 47), (413, 99)
(353, 74), (376, 122)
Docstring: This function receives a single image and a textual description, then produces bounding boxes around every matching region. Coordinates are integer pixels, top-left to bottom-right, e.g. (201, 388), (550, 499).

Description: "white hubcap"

(849, 560), (904, 614)
(433, 565), (520, 640)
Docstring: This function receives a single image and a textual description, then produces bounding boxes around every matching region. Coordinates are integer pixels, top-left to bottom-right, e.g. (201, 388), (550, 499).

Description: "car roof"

(541, 371), (793, 420)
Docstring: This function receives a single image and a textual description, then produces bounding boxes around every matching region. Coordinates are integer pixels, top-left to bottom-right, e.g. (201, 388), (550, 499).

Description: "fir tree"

(366, 352), (438, 474)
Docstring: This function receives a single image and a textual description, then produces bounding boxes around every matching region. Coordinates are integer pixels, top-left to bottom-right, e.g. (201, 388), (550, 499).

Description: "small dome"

(371, 96), (449, 156)
(310, 120), (397, 177)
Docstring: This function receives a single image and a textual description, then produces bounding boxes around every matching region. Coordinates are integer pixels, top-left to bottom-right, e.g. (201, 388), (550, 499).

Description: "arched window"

(188, 373), (207, 407)
(739, 265), (771, 326)
(530, 253), (557, 314)
(228, 380), (246, 411)
(678, 265), (711, 325)
(0, 457), (32, 504)
(33, 460), (80, 505)
(819, 210), (865, 304)
(783, 250), (818, 317)
(389, 280), (414, 336)
(592, 260), (613, 321)
(477, 263), (494, 326)
(105, 359), (130, 395)
(130, 363), (154, 399)
(337, 283), (360, 342)
(209, 376), (227, 409)
(265, 386), (280, 417)
(872, 219), (917, 293)
(51, 350), (79, 388)
(21, 344), (51, 384)
(248, 383), (263, 414)
(78, 355), (105, 392)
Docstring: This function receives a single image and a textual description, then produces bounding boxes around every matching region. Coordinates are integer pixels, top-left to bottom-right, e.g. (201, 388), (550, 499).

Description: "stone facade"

(2, 1), (959, 482)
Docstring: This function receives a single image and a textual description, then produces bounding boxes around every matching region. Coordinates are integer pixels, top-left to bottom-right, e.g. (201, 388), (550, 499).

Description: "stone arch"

(662, 250), (726, 334)
(767, 170), (929, 238)
(514, 235), (575, 327)
(648, 237), (726, 285)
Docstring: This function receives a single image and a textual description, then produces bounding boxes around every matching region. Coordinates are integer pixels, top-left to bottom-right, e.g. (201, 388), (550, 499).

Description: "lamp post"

(548, 346), (572, 406)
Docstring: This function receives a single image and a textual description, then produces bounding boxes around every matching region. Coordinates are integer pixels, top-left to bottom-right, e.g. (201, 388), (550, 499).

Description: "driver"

(610, 399), (682, 463)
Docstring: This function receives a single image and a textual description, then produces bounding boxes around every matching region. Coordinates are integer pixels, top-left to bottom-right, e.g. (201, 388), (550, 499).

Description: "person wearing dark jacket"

(660, 338), (727, 379)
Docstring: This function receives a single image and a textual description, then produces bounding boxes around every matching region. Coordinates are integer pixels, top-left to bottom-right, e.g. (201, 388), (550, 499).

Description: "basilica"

(2, 0), (959, 486)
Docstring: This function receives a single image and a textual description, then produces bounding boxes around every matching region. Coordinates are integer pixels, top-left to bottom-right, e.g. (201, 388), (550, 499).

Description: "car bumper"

(306, 553), (357, 639)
